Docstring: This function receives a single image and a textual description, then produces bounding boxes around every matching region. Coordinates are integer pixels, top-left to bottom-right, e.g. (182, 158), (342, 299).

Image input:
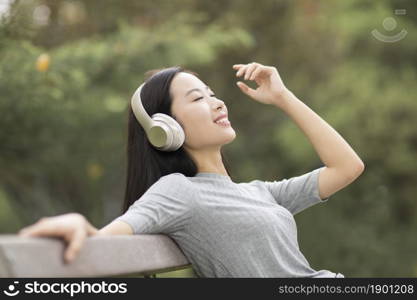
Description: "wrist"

(78, 215), (98, 236)
(271, 88), (294, 109)
(86, 222), (99, 236)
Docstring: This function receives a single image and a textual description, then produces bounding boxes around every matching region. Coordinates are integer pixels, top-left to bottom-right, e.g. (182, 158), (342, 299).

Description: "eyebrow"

(185, 85), (210, 97)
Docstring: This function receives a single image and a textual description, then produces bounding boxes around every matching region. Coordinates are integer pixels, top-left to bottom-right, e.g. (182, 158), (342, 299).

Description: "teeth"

(215, 118), (230, 125)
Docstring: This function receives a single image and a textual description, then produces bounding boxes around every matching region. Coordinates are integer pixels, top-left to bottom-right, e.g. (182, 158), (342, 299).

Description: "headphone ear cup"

(151, 113), (185, 151)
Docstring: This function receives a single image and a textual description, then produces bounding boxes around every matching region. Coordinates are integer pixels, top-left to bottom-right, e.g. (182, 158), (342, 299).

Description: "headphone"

(131, 82), (185, 152)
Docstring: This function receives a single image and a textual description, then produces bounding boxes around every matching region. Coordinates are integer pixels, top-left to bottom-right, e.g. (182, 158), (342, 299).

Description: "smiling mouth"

(214, 118), (231, 127)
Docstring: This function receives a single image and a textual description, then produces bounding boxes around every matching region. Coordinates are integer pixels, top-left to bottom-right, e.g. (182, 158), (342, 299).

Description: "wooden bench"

(0, 234), (197, 278)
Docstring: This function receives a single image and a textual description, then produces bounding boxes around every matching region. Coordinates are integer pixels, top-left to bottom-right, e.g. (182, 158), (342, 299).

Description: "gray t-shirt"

(115, 167), (345, 278)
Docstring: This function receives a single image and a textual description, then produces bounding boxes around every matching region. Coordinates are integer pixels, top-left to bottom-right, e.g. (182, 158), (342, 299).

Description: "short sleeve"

(262, 167), (329, 215)
(114, 173), (194, 235)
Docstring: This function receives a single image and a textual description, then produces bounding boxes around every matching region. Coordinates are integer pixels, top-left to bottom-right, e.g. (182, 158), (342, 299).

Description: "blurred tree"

(1, 0), (416, 277)
(0, 2), (253, 225)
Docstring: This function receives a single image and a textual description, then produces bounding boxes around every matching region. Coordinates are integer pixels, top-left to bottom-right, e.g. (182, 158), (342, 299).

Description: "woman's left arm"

(233, 62), (365, 200)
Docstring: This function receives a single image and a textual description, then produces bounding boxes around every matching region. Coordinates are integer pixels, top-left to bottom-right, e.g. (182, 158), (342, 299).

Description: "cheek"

(184, 114), (212, 136)
(179, 107), (211, 131)
(179, 111), (215, 143)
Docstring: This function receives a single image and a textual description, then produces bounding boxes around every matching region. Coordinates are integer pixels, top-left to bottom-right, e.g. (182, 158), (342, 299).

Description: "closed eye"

(193, 94), (216, 101)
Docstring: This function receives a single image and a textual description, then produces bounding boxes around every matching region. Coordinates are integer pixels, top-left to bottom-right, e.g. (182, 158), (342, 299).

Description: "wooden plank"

(0, 234), (191, 277)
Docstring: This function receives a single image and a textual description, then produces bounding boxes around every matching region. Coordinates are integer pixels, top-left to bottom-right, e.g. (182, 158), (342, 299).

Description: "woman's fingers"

(19, 221), (58, 237)
(64, 229), (86, 263)
(249, 67), (262, 81)
(19, 219), (87, 264)
(245, 63), (258, 80)
(236, 65), (249, 77)
(17, 213), (92, 264)
(233, 63), (261, 80)
(232, 64), (244, 69)
(236, 81), (256, 97)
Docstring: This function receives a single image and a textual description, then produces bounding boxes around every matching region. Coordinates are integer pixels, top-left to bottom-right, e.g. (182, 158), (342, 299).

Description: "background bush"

(1, 0), (416, 277)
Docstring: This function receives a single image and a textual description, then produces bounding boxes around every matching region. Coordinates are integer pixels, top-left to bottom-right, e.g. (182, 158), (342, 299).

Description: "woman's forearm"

(274, 89), (364, 176)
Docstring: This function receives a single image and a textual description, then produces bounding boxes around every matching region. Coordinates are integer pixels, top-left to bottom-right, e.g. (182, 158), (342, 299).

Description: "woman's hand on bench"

(18, 213), (98, 264)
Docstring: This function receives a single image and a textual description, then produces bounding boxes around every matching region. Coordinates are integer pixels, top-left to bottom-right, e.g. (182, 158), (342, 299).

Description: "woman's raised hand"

(233, 62), (288, 106)
(18, 213), (98, 264)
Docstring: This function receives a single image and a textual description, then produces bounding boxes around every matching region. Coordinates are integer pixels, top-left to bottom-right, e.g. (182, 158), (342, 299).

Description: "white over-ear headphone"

(131, 83), (185, 151)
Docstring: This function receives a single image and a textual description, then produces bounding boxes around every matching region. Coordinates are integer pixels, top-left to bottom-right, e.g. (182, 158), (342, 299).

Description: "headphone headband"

(131, 83), (153, 131)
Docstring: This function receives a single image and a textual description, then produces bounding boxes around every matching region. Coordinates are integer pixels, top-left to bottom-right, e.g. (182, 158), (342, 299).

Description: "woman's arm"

(19, 213), (133, 263)
(273, 89), (364, 199)
(96, 220), (133, 236)
(233, 62), (365, 200)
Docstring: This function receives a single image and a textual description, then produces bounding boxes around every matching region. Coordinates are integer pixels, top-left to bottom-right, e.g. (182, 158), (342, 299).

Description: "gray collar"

(195, 172), (233, 182)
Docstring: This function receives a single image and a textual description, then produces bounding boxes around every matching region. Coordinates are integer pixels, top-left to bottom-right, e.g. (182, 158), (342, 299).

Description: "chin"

(222, 130), (236, 145)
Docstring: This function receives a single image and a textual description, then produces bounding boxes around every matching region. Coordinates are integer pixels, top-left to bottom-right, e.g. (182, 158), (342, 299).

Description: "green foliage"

(1, 0), (416, 277)
(0, 5), (253, 224)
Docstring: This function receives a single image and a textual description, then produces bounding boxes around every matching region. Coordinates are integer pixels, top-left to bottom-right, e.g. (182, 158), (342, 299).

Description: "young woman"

(18, 62), (364, 277)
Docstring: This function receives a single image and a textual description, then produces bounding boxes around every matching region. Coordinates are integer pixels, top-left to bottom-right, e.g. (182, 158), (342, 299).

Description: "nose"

(212, 97), (226, 111)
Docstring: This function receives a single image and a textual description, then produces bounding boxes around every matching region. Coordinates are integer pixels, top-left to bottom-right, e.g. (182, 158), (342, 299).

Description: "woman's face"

(170, 72), (236, 150)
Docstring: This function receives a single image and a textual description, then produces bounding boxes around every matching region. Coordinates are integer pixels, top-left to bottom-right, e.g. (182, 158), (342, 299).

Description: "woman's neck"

(186, 147), (228, 176)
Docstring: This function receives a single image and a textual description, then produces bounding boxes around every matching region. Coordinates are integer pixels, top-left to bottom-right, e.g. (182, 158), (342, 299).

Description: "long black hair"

(122, 66), (232, 214)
